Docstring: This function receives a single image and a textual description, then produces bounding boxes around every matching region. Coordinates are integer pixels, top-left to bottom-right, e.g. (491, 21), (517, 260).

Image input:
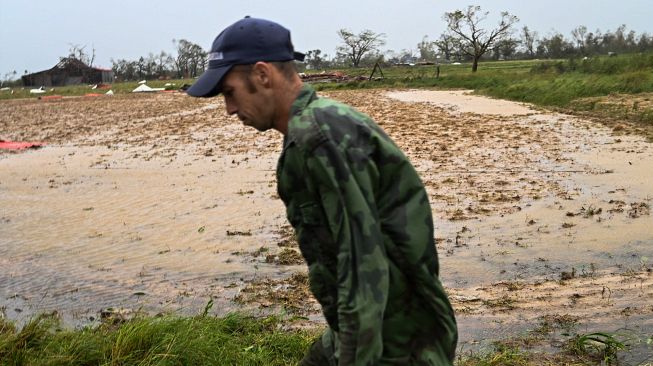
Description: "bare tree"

(571, 25), (588, 55)
(443, 5), (518, 72)
(150, 51), (173, 78)
(67, 43), (96, 66)
(1, 70), (18, 87)
(520, 26), (538, 58)
(336, 29), (386, 67)
(173, 39), (207, 78)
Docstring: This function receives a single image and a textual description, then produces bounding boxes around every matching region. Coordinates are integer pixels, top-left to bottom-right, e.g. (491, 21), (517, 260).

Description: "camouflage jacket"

(277, 85), (457, 365)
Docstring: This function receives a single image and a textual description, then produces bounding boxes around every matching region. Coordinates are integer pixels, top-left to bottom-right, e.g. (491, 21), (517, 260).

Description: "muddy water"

(386, 89), (534, 115)
(1, 145), (292, 324)
(384, 90), (652, 357)
(384, 91), (652, 286)
(1, 90), (652, 356)
(432, 132), (653, 287)
(380, 91), (653, 286)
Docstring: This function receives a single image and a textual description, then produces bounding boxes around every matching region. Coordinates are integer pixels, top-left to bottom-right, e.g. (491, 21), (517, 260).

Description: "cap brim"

(186, 65), (233, 97)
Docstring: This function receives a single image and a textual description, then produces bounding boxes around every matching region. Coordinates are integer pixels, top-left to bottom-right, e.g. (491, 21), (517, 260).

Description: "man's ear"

(251, 62), (273, 89)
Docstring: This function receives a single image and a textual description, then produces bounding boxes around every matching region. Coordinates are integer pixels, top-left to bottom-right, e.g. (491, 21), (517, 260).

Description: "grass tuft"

(565, 332), (626, 364)
(0, 312), (318, 365)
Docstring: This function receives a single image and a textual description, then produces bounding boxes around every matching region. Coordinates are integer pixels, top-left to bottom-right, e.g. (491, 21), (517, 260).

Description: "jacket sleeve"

(304, 139), (389, 365)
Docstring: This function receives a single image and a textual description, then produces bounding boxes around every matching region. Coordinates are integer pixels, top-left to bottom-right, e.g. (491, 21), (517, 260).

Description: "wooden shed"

(22, 58), (114, 87)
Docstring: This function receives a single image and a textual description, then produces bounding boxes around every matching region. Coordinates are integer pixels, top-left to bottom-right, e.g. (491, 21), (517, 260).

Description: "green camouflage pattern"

(277, 85), (457, 365)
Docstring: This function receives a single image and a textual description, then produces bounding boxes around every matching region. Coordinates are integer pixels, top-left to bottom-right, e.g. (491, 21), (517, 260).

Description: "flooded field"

(1, 89), (651, 357)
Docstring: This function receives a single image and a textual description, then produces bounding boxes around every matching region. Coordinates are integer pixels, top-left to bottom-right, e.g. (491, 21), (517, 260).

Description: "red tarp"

(0, 141), (45, 150)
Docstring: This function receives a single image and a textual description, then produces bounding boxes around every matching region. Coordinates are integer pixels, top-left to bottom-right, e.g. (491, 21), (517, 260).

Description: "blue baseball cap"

(187, 16), (305, 98)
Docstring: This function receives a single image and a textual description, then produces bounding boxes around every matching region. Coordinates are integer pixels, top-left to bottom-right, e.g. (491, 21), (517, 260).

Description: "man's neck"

(274, 80), (303, 136)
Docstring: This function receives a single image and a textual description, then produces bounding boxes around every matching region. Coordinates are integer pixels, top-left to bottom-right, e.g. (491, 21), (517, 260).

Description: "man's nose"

(225, 99), (237, 115)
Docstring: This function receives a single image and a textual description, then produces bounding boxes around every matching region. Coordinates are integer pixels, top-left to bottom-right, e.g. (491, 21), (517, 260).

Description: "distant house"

(21, 57), (114, 87)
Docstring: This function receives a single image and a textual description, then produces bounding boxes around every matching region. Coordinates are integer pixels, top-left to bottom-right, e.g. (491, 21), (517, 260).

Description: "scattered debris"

(265, 248), (304, 265)
(91, 83), (111, 90)
(300, 71), (368, 83)
(29, 86), (46, 94)
(226, 230), (252, 236)
(628, 202), (650, 218)
(234, 272), (316, 315)
(132, 84), (165, 93)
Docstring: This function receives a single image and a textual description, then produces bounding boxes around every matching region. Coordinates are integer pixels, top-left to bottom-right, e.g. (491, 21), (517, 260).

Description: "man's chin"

(244, 121), (271, 132)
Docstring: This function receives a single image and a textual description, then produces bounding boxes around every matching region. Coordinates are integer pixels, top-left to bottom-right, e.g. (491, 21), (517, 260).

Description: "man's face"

(220, 67), (273, 132)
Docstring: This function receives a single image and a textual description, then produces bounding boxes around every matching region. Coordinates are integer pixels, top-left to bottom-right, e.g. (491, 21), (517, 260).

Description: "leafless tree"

(1, 70), (18, 87)
(520, 26), (538, 58)
(173, 39), (207, 78)
(443, 5), (518, 72)
(571, 26), (588, 55)
(67, 43), (96, 66)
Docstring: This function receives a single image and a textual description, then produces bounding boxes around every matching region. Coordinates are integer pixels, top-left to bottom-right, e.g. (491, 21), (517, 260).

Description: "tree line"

(2, 5), (652, 85)
(105, 5), (653, 79)
(110, 39), (207, 81)
(306, 6), (653, 72)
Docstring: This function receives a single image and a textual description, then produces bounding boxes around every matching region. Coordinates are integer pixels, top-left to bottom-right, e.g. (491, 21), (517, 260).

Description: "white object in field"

(132, 84), (165, 93)
(133, 84), (154, 92)
(105, 90), (114, 95)
(30, 86), (46, 94)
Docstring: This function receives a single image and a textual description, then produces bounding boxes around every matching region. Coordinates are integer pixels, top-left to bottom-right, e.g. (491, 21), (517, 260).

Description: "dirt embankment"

(1, 90), (651, 358)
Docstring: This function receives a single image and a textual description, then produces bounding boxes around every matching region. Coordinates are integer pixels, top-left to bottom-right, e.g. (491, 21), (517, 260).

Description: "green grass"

(454, 329), (638, 366)
(2, 311), (645, 366)
(0, 312), (318, 365)
(565, 332), (626, 364)
(313, 54), (653, 107)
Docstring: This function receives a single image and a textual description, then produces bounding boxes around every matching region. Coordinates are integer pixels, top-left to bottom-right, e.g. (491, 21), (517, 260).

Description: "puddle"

(386, 89), (535, 115)
(433, 132), (653, 287)
(1, 145), (292, 325)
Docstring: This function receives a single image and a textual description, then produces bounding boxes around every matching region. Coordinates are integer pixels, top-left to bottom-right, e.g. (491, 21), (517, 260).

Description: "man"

(187, 16), (457, 365)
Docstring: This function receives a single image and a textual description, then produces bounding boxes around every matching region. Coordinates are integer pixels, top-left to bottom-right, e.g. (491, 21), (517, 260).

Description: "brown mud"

(1, 90), (651, 358)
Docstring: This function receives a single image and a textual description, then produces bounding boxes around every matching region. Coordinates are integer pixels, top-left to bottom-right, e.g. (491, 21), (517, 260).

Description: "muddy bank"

(1, 90), (651, 356)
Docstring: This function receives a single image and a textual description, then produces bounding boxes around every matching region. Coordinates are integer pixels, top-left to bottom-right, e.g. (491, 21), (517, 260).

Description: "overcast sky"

(0, 0), (650, 77)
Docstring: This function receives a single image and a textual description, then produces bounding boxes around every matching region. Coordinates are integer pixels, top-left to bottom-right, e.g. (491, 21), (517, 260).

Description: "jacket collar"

(283, 83), (317, 149)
